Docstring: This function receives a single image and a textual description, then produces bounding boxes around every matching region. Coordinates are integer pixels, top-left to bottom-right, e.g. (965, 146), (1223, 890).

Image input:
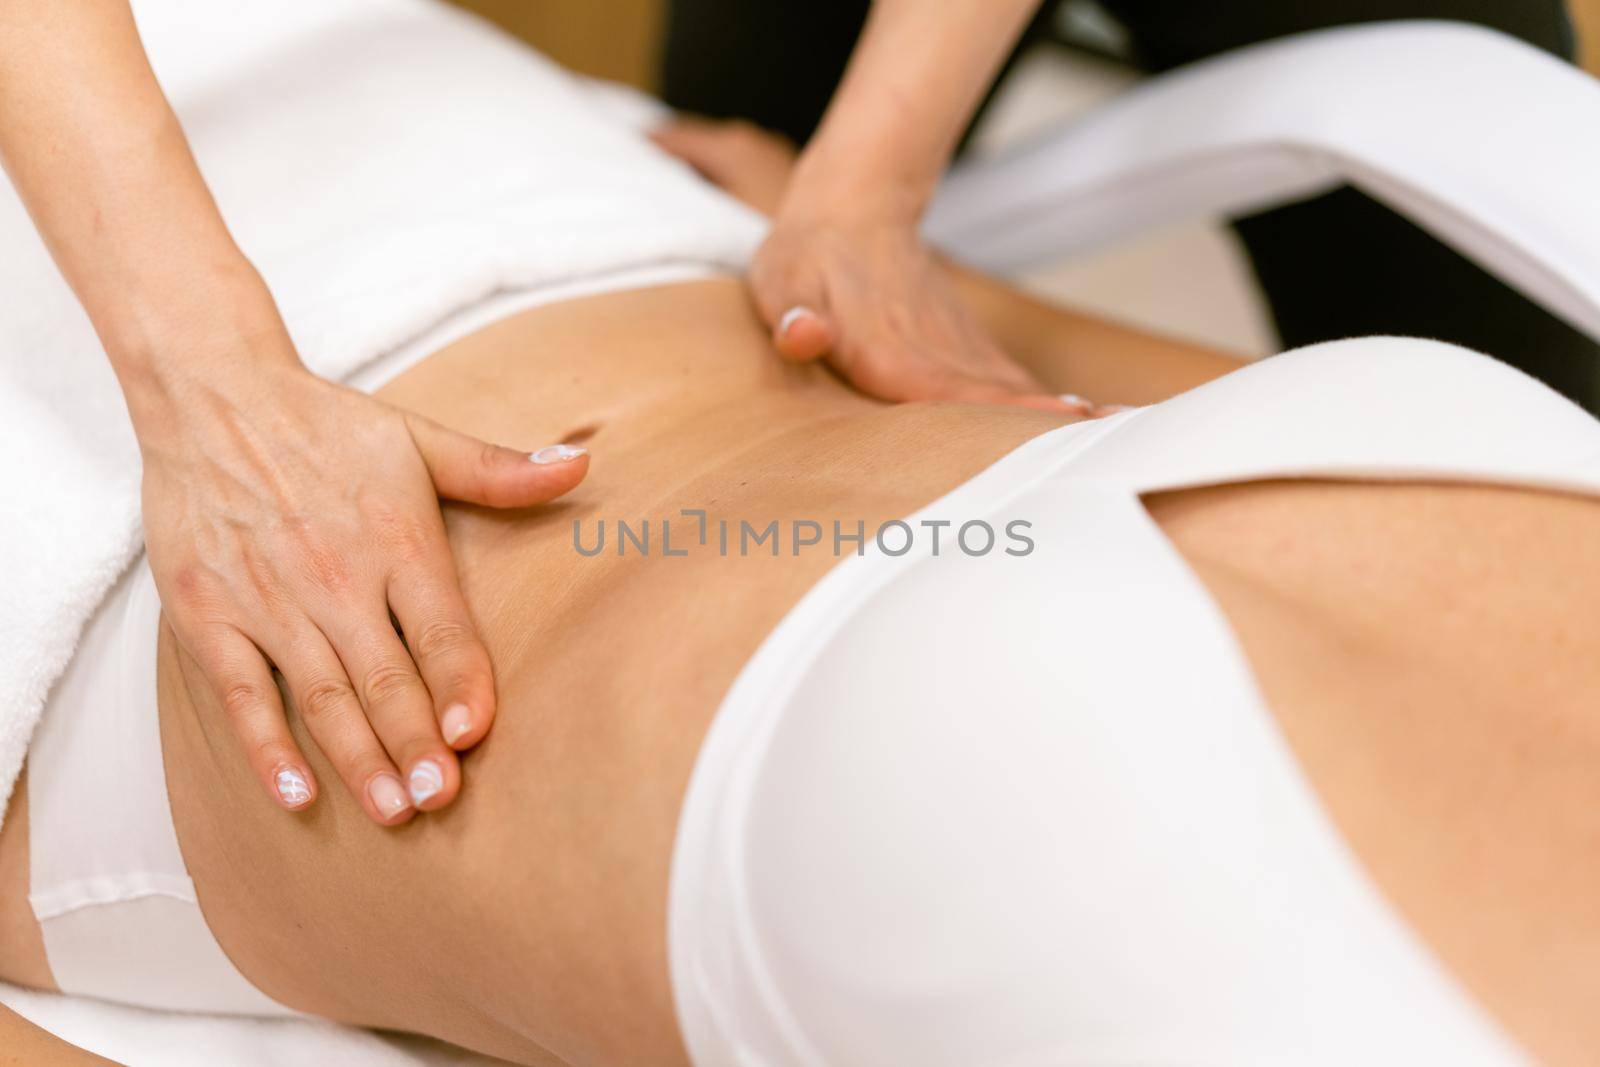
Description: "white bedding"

(0, 0), (760, 1060)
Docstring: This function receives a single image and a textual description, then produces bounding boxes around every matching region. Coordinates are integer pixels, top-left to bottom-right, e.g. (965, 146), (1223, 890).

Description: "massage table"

(927, 20), (1600, 350)
(6, 11), (1600, 1067)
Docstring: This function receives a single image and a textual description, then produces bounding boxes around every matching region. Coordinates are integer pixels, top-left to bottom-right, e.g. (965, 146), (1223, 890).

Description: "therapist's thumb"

(770, 302), (834, 362)
(750, 263), (834, 362)
(406, 413), (589, 509)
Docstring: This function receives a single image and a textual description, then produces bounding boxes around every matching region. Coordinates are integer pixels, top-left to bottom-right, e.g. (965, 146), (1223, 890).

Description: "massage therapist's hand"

(752, 202), (1066, 410)
(656, 116), (1086, 415)
(0, 1), (589, 826)
(723, 0), (1055, 409)
(131, 316), (589, 825)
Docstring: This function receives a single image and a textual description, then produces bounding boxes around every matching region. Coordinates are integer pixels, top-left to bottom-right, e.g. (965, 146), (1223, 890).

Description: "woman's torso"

(150, 278), (1067, 1063)
(144, 279), (1600, 1065)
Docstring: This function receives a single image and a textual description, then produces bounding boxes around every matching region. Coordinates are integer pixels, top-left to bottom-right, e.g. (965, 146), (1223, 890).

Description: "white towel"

(0, 0), (764, 827)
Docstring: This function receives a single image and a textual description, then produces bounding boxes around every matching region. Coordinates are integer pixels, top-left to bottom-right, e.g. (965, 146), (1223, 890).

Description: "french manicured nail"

(1058, 393), (1094, 409)
(275, 767), (311, 808)
(442, 703), (473, 746)
(409, 760), (445, 806)
(530, 443), (587, 464)
(368, 774), (411, 819)
(777, 306), (816, 336)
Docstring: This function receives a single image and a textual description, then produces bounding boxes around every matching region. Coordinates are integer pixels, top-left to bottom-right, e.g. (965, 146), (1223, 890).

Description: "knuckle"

(376, 513), (433, 566)
(361, 661), (420, 707)
(304, 549), (351, 593)
(299, 676), (356, 722)
(411, 617), (479, 664)
(218, 679), (271, 721)
(169, 569), (235, 627)
(171, 563), (209, 605)
(471, 442), (514, 504)
(285, 524), (352, 593)
(478, 439), (508, 472)
(359, 492), (433, 556)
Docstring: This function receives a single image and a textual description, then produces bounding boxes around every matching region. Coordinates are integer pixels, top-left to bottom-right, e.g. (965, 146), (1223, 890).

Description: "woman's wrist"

(778, 145), (933, 230)
(776, 0), (1039, 229)
(106, 260), (305, 424)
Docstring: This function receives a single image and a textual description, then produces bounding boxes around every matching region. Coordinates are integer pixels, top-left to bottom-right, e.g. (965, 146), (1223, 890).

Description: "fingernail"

(409, 760), (445, 806)
(777, 306), (816, 336)
(368, 774), (411, 819)
(1058, 393), (1094, 410)
(530, 443), (587, 464)
(442, 703), (473, 746)
(275, 767), (312, 808)
(1098, 403), (1138, 414)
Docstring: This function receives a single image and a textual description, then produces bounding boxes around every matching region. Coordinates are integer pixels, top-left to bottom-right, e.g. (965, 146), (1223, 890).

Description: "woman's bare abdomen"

(153, 278), (1066, 1065)
(8, 278), (1598, 1066)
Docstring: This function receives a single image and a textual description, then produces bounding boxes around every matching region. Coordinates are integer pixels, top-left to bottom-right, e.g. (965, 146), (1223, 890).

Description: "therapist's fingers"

(188, 625), (318, 812)
(988, 390), (1103, 416)
(325, 601), (463, 813)
(269, 624), (415, 826)
(388, 553), (496, 757)
(859, 361), (1094, 416)
(406, 411), (590, 509)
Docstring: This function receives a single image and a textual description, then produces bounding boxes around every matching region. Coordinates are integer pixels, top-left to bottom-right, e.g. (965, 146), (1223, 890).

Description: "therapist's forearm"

(0, 0), (287, 418)
(783, 0), (1040, 222)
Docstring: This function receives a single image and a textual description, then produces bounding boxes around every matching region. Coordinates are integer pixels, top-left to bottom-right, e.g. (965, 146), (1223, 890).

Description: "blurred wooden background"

(446, 0), (665, 89)
(447, 1), (1597, 91)
(1577, 0), (1600, 73)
